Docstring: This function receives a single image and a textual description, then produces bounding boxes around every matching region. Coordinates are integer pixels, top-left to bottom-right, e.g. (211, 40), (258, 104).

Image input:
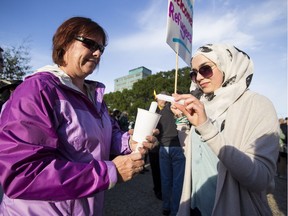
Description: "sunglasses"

(74, 36), (105, 54)
(189, 64), (216, 83)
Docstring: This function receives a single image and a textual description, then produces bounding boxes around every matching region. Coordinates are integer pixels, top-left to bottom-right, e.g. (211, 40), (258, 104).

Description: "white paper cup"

(133, 108), (161, 152)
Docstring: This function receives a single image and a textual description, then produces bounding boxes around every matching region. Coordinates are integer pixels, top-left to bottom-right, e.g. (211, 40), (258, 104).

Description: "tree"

(1, 40), (32, 80)
(104, 67), (191, 119)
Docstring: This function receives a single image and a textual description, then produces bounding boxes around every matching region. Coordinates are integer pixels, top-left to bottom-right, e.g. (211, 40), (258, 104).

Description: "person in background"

(0, 16), (158, 216)
(173, 44), (279, 216)
(156, 92), (185, 216)
(147, 97), (164, 200)
(0, 80), (22, 111)
(111, 108), (121, 125)
(172, 107), (191, 155)
(118, 111), (130, 132)
(277, 118), (287, 178)
(0, 47), (4, 73)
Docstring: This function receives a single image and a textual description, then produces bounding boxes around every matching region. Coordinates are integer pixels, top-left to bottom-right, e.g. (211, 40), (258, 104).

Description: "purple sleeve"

(0, 79), (114, 201)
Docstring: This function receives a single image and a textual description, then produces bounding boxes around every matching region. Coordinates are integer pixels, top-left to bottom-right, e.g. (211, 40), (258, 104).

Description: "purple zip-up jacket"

(0, 67), (131, 216)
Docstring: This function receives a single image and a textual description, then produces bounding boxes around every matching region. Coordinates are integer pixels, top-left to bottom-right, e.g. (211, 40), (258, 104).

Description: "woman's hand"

(128, 129), (159, 153)
(112, 128), (159, 183)
(142, 129), (160, 151)
(112, 153), (144, 182)
(172, 93), (207, 127)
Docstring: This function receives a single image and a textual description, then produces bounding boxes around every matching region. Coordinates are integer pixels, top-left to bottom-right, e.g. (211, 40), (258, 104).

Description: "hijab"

(190, 44), (253, 127)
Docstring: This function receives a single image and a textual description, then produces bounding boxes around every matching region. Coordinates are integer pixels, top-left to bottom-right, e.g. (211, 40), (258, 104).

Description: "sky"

(0, 0), (287, 117)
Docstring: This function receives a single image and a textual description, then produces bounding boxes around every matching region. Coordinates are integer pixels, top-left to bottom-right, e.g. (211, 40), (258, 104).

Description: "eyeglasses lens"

(190, 65), (213, 82)
(75, 36), (105, 53)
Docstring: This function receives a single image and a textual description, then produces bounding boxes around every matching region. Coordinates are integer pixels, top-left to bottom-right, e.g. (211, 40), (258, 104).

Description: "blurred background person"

(157, 91), (185, 216)
(277, 118), (287, 179)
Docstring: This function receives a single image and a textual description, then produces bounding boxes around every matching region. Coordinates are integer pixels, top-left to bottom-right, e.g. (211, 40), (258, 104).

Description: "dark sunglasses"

(189, 64), (215, 83)
(74, 36), (105, 54)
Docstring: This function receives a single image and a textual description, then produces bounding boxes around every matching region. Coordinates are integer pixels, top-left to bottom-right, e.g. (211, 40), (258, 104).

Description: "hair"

(159, 91), (170, 96)
(52, 16), (108, 66)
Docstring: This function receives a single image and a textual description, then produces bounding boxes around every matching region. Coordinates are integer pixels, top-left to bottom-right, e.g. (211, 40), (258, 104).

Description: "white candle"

(156, 94), (185, 105)
(149, 101), (158, 113)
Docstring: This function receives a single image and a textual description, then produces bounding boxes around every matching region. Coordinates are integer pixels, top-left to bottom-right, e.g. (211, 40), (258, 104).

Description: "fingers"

(152, 129), (160, 136)
(173, 93), (195, 101)
(170, 105), (183, 116)
(171, 94), (207, 126)
(172, 103), (189, 115)
(129, 154), (145, 176)
(143, 135), (159, 150)
(130, 129), (159, 153)
(113, 154), (145, 182)
(130, 151), (143, 160)
(134, 166), (144, 174)
(172, 94), (203, 114)
(145, 135), (158, 143)
(128, 129), (134, 135)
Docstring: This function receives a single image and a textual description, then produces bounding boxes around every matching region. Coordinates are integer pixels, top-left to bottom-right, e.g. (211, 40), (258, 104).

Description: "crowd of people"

(0, 16), (285, 216)
(109, 109), (132, 132)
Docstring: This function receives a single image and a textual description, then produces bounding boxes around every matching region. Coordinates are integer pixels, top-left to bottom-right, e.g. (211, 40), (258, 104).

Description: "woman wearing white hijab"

(173, 44), (279, 216)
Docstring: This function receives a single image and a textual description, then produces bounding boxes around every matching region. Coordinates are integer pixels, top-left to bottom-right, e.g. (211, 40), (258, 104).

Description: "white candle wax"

(156, 94), (185, 105)
(149, 101), (158, 113)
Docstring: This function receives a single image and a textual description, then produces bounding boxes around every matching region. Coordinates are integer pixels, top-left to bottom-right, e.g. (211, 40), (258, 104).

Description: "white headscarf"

(190, 44), (254, 126)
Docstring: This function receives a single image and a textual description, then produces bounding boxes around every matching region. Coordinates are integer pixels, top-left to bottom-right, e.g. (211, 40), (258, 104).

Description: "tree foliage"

(104, 67), (191, 120)
(1, 40), (32, 80)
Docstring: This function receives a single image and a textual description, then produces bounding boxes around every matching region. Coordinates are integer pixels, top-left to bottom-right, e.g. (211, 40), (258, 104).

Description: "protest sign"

(166, 0), (193, 66)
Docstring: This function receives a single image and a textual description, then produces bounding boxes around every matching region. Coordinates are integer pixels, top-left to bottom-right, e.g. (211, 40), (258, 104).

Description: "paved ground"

(0, 165), (286, 216)
(104, 164), (163, 216)
(104, 164), (287, 216)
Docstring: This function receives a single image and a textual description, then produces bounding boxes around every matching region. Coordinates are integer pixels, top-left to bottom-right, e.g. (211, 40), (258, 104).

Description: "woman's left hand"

(128, 129), (159, 153)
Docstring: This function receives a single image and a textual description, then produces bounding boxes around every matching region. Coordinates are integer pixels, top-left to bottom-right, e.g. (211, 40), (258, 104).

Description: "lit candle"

(156, 94), (185, 105)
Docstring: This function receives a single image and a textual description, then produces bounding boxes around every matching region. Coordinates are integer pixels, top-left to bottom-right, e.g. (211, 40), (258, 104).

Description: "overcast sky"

(0, 0), (287, 117)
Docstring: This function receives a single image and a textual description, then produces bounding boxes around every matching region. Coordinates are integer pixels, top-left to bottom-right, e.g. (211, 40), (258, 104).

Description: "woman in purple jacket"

(0, 17), (157, 216)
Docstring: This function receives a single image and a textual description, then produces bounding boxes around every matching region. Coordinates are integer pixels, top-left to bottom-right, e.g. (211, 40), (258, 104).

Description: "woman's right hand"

(112, 153), (144, 182)
(172, 93), (208, 127)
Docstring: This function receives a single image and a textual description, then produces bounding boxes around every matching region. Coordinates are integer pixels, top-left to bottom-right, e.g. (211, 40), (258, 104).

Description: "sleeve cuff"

(196, 119), (219, 141)
(121, 132), (132, 154)
(104, 161), (118, 189)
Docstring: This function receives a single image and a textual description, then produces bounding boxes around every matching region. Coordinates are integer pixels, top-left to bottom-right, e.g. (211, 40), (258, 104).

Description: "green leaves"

(1, 40), (32, 80)
(104, 67), (191, 119)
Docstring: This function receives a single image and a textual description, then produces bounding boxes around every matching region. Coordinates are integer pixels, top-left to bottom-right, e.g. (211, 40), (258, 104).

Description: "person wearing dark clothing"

(280, 118), (287, 145)
(278, 118), (287, 178)
(156, 99), (185, 216)
(0, 80), (22, 111)
(148, 99), (164, 200)
(118, 111), (130, 132)
(148, 144), (161, 199)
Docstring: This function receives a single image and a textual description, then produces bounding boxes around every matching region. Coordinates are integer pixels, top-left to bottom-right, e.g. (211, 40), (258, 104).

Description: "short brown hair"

(52, 17), (108, 66)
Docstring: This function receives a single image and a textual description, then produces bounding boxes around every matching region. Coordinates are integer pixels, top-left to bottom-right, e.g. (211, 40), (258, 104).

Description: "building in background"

(114, 66), (152, 92)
